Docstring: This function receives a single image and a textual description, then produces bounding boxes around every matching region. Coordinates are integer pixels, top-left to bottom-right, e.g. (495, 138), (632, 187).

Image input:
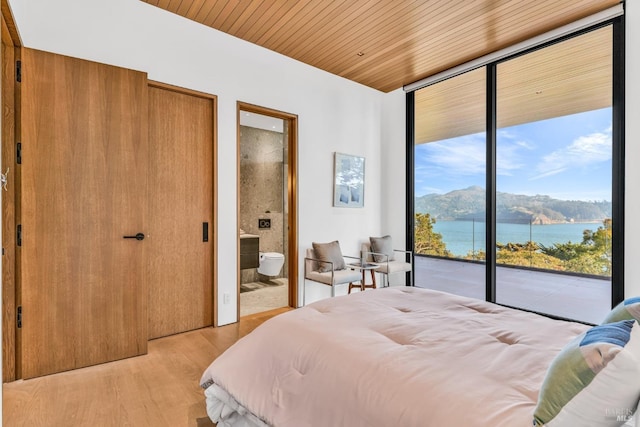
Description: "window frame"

(405, 17), (625, 317)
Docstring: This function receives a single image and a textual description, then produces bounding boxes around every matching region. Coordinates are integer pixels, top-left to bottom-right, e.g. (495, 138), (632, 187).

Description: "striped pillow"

(602, 297), (640, 324)
(533, 320), (640, 426)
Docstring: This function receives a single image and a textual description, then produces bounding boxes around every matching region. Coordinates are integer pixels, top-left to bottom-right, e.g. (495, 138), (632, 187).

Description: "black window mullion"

(612, 15), (625, 307)
(486, 64), (497, 303)
(406, 91), (416, 286)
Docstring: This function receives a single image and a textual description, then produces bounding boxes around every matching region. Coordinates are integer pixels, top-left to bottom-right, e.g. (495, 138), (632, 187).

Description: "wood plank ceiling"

(141, 0), (619, 93)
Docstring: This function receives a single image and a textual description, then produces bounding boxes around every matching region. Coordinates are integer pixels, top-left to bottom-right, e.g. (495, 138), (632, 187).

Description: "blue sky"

(414, 108), (612, 202)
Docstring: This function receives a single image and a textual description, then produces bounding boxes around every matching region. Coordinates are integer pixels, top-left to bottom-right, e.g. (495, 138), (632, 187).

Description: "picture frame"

(333, 152), (365, 208)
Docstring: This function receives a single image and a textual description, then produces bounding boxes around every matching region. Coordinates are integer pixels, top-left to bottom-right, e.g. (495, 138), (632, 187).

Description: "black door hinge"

(17, 306), (22, 328)
(17, 224), (22, 247)
(16, 142), (21, 164)
(16, 60), (21, 83)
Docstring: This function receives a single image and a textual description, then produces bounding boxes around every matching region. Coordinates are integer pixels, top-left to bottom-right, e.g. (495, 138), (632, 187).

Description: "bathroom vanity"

(240, 234), (260, 270)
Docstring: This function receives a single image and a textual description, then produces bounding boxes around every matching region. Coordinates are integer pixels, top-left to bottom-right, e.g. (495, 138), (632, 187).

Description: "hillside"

(415, 186), (612, 224)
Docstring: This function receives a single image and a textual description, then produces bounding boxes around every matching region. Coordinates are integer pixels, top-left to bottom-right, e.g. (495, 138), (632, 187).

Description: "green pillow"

(533, 320), (640, 426)
(602, 297), (640, 324)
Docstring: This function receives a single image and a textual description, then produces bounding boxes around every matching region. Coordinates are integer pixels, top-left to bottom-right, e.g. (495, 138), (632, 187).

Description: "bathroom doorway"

(237, 103), (298, 318)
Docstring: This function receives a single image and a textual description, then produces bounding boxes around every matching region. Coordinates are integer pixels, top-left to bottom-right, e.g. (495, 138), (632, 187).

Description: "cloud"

(417, 134), (486, 176)
(531, 128), (611, 180)
(415, 132), (529, 184)
(497, 129), (516, 139)
(496, 143), (525, 176)
(514, 140), (535, 150)
(496, 132), (530, 176)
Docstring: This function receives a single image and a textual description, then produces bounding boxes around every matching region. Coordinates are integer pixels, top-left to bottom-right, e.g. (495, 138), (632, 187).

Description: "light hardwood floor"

(3, 308), (290, 427)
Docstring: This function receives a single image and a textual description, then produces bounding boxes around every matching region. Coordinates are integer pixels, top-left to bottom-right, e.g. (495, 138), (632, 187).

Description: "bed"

(200, 287), (640, 427)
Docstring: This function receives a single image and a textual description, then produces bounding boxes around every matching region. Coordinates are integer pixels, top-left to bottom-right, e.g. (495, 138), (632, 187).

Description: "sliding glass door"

(411, 20), (622, 324)
(495, 26), (613, 322)
(413, 68), (486, 299)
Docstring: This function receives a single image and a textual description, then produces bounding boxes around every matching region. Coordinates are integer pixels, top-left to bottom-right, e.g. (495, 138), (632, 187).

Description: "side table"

(347, 262), (378, 293)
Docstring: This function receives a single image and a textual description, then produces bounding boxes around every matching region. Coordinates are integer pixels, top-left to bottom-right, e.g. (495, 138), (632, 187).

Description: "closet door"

(147, 83), (214, 339)
(20, 48), (149, 378)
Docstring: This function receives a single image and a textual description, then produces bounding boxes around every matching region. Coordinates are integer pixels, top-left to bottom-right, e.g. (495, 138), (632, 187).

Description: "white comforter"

(201, 287), (589, 426)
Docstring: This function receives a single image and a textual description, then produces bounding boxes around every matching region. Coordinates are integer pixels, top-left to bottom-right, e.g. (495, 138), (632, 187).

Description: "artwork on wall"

(333, 152), (365, 208)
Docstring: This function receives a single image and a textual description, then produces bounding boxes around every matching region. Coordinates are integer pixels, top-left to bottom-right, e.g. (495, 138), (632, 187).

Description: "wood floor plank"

(3, 308), (291, 426)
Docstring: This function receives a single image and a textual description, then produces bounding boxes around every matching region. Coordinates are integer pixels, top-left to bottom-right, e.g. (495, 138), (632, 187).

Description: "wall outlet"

(223, 293), (230, 304)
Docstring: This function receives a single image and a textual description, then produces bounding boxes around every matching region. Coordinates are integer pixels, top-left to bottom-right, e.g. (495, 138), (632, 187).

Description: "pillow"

(602, 297), (640, 324)
(533, 319), (640, 427)
(369, 235), (394, 263)
(312, 241), (346, 273)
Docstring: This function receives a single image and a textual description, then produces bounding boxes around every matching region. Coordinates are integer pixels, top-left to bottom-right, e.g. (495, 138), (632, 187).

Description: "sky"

(414, 108), (613, 202)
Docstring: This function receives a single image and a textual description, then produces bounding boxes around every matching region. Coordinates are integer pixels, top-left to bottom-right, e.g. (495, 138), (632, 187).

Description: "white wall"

(8, 0), (387, 324)
(380, 89), (407, 285)
(625, 1), (640, 298)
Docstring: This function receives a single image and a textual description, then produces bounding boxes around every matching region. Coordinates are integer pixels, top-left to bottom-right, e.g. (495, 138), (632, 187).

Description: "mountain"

(415, 186), (612, 224)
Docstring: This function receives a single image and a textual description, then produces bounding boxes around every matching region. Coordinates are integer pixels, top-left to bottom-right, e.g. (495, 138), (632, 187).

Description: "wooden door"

(147, 83), (214, 339)
(19, 48), (149, 378)
(2, 9), (18, 382)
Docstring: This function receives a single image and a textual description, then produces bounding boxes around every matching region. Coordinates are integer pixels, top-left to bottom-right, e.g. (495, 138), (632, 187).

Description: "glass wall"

(413, 68), (486, 299)
(495, 26), (613, 321)
(411, 22), (619, 324)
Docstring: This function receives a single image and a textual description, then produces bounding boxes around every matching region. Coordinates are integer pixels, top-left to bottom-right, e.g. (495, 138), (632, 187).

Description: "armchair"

(361, 235), (413, 287)
(303, 241), (362, 305)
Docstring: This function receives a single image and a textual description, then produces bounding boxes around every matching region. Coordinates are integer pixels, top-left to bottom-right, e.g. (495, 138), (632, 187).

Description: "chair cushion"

(305, 269), (362, 286)
(375, 260), (411, 275)
(361, 242), (374, 263)
(369, 235), (394, 262)
(602, 296), (640, 324)
(312, 241), (346, 272)
(533, 319), (640, 426)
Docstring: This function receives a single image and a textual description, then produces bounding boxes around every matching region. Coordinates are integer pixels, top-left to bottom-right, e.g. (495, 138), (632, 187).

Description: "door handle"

(203, 222), (209, 242)
(123, 233), (145, 241)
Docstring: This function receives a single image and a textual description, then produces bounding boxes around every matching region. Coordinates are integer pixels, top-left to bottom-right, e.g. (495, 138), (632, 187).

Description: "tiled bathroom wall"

(239, 125), (288, 283)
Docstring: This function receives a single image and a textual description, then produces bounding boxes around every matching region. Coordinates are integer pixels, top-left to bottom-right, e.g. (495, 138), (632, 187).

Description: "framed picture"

(333, 152), (365, 208)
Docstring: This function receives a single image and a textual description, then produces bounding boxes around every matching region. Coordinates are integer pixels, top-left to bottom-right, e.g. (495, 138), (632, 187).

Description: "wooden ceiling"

(415, 25), (612, 144)
(142, 0), (619, 93)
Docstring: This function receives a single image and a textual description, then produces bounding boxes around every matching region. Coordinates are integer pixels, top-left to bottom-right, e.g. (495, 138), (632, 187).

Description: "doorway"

(237, 103), (298, 318)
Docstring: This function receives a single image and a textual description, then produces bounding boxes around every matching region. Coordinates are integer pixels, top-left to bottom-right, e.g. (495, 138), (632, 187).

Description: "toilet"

(257, 252), (285, 276)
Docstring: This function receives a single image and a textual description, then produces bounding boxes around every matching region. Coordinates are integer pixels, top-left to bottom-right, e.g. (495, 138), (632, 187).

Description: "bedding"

(200, 287), (591, 426)
(603, 296), (640, 324)
(534, 319), (640, 426)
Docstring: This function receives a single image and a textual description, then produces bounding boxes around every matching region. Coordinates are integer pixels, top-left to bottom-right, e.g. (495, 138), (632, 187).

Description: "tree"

(496, 241), (565, 270)
(414, 213), (451, 257)
(539, 219), (611, 275)
(464, 249), (485, 261)
(415, 216), (612, 277)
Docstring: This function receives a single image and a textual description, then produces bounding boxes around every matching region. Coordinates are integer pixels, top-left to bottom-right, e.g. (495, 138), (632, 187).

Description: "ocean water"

(431, 220), (604, 256)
